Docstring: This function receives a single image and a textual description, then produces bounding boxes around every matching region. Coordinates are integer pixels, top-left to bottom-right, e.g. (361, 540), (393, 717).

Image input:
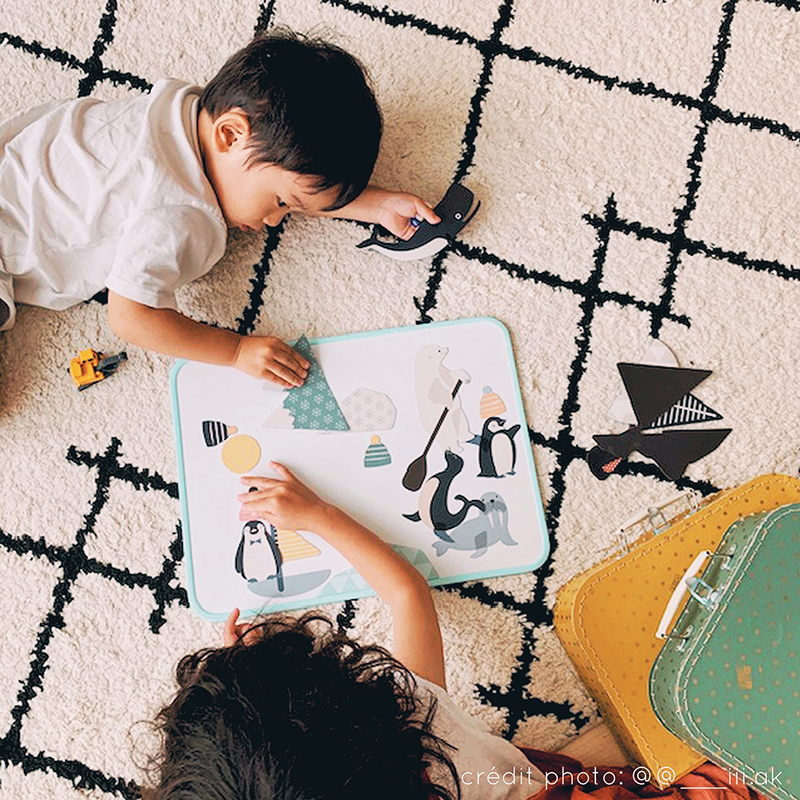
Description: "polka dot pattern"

(651, 504), (800, 799)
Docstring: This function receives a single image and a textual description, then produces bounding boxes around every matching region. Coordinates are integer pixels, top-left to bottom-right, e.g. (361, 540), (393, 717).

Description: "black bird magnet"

(590, 363), (731, 481)
(357, 182), (480, 261)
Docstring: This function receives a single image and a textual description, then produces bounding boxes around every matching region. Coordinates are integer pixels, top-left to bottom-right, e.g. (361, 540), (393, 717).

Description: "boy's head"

(201, 29), (382, 216)
(144, 613), (457, 800)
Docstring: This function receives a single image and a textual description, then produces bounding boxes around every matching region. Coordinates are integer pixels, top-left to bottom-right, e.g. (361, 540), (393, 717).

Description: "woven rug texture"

(2, 0), (800, 797)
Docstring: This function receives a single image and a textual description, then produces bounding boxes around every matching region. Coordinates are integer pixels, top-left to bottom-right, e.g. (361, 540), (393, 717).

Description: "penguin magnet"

(356, 182), (480, 261)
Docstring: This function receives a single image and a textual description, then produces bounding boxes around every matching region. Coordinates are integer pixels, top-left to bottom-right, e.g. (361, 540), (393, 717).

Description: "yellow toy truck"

(69, 348), (127, 391)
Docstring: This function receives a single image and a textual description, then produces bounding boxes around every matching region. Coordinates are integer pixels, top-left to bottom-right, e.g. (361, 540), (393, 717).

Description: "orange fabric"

(518, 749), (763, 800)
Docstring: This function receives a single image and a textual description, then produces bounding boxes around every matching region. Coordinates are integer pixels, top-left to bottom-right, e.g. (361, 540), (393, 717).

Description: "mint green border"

(170, 316), (549, 621)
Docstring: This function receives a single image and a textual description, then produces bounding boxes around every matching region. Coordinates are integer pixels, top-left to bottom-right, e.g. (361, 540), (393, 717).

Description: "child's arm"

(317, 186), (440, 240)
(107, 291), (309, 388)
(237, 462), (447, 689)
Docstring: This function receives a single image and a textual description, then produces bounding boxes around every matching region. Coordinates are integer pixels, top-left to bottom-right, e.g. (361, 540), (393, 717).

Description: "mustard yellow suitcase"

(553, 474), (800, 788)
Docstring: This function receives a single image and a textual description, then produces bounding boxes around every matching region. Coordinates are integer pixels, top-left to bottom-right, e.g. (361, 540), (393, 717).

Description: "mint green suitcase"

(649, 503), (799, 800)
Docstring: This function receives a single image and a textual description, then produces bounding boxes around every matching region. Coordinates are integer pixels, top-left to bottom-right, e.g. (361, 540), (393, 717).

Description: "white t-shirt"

(0, 79), (227, 311)
(417, 676), (545, 800)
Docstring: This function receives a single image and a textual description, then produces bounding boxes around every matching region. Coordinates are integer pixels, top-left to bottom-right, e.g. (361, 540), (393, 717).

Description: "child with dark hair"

(145, 468), (768, 800)
(0, 29), (438, 387)
(144, 462), (546, 800)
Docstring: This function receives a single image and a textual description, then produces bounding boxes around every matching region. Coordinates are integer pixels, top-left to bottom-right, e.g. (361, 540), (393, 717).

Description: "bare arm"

(107, 291), (308, 387)
(315, 186), (440, 240)
(238, 463), (447, 688)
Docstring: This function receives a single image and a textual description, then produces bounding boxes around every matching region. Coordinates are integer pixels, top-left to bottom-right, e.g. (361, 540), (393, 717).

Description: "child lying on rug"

(0, 29), (437, 388)
(142, 463), (765, 800)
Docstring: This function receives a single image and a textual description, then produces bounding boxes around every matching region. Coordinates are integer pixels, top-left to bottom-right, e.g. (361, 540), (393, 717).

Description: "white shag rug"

(2, 0), (800, 797)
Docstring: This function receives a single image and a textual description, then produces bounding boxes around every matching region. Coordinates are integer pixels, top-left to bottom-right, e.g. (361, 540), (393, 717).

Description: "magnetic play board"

(170, 317), (548, 620)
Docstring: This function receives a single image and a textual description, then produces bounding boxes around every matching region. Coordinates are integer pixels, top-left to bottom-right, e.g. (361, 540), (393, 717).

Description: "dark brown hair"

(143, 612), (458, 800)
(201, 28), (382, 210)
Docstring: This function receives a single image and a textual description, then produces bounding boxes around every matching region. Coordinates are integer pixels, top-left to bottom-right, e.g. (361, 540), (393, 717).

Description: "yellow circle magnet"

(221, 434), (261, 474)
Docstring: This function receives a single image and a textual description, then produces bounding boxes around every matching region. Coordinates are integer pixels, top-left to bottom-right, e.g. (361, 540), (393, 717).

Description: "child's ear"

(212, 109), (251, 153)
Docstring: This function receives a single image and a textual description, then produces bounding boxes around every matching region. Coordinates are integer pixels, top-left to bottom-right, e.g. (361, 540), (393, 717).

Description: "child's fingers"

(240, 463), (297, 487)
(238, 502), (284, 525)
(280, 338), (310, 366)
(240, 475), (280, 488)
(416, 200), (440, 225)
(266, 360), (305, 387)
(240, 624), (261, 645)
(238, 471), (291, 496)
(246, 339), (308, 387)
(274, 356), (309, 381)
(223, 608), (241, 646)
(273, 342), (310, 374)
(397, 221), (417, 241)
(269, 462), (295, 481)
(238, 469), (300, 516)
(223, 609), (260, 646)
(237, 476), (273, 503)
(264, 373), (295, 389)
(236, 481), (276, 512)
(237, 497), (274, 517)
(280, 345), (310, 372)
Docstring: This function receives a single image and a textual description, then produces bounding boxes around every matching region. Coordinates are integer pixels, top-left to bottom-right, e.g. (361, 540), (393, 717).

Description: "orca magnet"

(357, 182), (480, 261)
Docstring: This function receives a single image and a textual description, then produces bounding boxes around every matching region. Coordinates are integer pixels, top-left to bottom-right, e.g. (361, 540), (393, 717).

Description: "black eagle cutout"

(591, 363), (731, 481)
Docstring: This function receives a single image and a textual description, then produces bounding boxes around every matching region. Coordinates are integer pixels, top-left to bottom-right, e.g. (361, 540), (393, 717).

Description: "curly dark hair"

(201, 28), (382, 211)
(142, 612), (459, 800)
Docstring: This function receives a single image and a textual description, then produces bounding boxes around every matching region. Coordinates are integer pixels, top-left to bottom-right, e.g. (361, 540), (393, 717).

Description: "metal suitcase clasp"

(655, 548), (736, 644)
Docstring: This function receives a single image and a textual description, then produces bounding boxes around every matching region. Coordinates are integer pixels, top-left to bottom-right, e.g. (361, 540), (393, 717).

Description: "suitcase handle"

(655, 550), (713, 639)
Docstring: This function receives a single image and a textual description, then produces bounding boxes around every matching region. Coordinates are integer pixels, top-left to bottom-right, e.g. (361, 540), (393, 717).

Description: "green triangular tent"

(283, 335), (349, 431)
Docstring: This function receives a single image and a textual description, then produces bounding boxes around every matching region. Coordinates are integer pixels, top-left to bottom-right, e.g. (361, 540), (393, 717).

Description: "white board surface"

(171, 317), (548, 619)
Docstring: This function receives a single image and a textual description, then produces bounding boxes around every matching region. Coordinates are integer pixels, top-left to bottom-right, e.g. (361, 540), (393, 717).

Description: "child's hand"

(321, 186), (439, 239)
(233, 336), (309, 387)
(373, 190), (440, 240)
(223, 608), (261, 647)
(238, 463), (330, 531)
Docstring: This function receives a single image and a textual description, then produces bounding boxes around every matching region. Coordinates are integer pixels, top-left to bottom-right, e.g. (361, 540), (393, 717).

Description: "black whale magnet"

(356, 182), (480, 261)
